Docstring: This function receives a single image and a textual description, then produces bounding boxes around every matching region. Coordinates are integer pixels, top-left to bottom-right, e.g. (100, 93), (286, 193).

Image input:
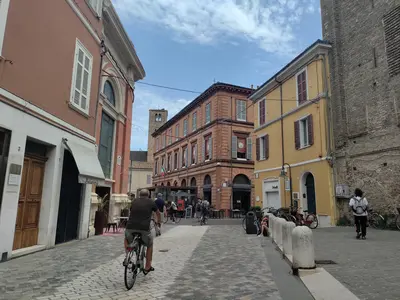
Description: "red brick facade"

(152, 83), (256, 210)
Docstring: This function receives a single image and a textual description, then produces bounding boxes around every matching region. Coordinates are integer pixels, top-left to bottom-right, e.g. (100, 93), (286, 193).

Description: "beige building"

(129, 109), (168, 196)
(128, 151), (153, 198)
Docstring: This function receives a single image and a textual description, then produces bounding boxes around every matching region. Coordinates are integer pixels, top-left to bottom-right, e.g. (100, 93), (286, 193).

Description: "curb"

(273, 241), (360, 300)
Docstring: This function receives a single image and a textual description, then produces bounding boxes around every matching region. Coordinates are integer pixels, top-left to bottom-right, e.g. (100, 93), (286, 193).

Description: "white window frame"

(0, 0), (11, 56)
(258, 97), (266, 126)
(192, 112), (197, 131)
(299, 115), (310, 148)
(259, 134), (267, 161)
(70, 39), (93, 115)
(236, 100), (247, 121)
(296, 67), (308, 106)
(88, 0), (103, 17)
(205, 103), (211, 124)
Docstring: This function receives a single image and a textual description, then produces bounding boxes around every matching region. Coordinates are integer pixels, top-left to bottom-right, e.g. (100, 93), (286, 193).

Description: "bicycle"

(368, 208), (386, 229)
(123, 233), (147, 290)
(163, 210), (182, 224)
(150, 218), (161, 236)
(395, 207), (400, 230)
(292, 208), (318, 229)
(200, 210), (208, 226)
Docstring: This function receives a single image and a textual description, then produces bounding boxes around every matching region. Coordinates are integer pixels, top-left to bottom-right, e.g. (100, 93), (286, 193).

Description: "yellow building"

(250, 40), (336, 227)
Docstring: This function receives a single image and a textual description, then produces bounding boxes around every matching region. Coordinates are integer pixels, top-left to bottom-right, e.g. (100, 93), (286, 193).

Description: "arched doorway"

(304, 173), (316, 214)
(174, 181), (178, 187)
(161, 183), (164, 187)
(232, 174), (251, 212)
(167, 182), (171, 186)
(181, 179), (187, 187)
(203, 175), (212, 205)
(190, 177), (197, 187)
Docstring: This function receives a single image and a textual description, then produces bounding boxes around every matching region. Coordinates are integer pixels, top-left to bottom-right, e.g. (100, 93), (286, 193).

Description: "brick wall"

(321, 0), (400, 215)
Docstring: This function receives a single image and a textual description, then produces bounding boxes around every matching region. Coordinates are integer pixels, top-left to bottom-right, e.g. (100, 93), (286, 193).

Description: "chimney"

(250, 84), (254, 89)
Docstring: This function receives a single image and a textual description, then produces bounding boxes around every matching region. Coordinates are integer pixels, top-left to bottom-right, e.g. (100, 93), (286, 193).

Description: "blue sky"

(113, 0), (322, 151)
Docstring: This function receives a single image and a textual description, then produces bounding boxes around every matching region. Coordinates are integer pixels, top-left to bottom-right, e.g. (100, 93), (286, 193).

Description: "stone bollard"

(292, 226), (316, 274)
(282, 221), (296, 258)
(276, 218), (285, 248)
(269, 215), (275, 240)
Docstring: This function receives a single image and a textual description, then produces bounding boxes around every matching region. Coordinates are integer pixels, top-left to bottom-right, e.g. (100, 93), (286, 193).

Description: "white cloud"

(113, 0), (318, 55)
(130, 88), (191, 150)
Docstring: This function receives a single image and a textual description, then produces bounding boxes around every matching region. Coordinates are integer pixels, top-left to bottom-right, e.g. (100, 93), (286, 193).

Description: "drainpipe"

(94, 40), (106, 139)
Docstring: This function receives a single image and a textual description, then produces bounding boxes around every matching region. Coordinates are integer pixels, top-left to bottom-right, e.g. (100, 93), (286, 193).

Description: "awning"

(63, 138), (105, 186)
(232, 184), (251, 191)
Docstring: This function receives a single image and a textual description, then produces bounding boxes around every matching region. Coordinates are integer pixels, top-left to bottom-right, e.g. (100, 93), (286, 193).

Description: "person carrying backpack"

(349, 188), (369, 240)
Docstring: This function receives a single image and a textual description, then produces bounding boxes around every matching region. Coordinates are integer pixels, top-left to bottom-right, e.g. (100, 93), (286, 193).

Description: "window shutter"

(265, 135), (269, 159)
(308, 115), (314, 146)
(294, 121), (300, 150)
(246, 137), (252, 160)
(209, 137), (213, 160)
(256, 138), (260, 161)
(232, 136), (238, 159)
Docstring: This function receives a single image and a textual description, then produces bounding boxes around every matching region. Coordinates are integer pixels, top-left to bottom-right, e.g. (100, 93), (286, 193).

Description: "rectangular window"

(175, 124), (179, 141)
(167, 154), (171, 171)
(191, 143), (197, 164)
(182, 146), (188, 168)
(258, 135), (269, 160)
(168, 128), (172, 145)
(236, 100), (247, 121)
(154, 159), (158, 175)
(146, 174), (151, 185)
(88, 0), (103, 16)
(205, 103), (211, 124)
(383, 6), (400, 77)
(259, 99), (265, 125)
(297, 70), (307, 105)
(192, 112), (197, 131)
(70, 39), (93, 114)
(156, 137), (159, 152)
(204, 135), (212, 161)
(174, 151), (178, 170)
(98, 112), (114, 178)
(163, 133), (166, 148)
(183, 119), (188, 137)
(295, 115), (314, 149)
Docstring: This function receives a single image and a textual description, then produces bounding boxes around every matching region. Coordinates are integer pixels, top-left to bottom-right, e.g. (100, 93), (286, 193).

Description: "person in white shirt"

(349, 188), (369, 239)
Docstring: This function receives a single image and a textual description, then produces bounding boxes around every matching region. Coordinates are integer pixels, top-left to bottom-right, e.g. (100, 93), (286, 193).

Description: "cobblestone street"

(0, 222), (312, 300)
(314, 227), (400, 300)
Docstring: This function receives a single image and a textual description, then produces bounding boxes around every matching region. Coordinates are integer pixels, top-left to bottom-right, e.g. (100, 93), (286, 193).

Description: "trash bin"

(245, 211), (257, 234)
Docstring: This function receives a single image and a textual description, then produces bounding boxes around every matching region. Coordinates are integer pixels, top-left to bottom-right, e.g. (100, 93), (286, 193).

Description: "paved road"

(0, 221), (312, 300)
(314, 227), (400, 300)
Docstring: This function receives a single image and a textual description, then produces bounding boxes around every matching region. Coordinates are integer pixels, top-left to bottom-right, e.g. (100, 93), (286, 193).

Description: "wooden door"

(13, 157), (45, 250)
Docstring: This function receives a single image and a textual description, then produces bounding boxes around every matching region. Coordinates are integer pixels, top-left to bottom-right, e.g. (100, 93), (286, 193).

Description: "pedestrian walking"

(154, 193), (165, 236)
(349, 188), (369, 239)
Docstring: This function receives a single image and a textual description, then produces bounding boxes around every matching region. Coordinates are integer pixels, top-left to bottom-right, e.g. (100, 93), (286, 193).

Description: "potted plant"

(94, 193), (108, 236)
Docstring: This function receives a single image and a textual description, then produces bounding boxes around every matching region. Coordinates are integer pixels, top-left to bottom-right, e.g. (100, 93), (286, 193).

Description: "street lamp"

(280, 163), (293, 209)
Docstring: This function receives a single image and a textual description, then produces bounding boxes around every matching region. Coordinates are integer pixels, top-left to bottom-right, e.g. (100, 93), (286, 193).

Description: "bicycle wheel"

(175, 212), (182, 223)
(163, 214), (169, 224)
(395, 215), (400, 230)
(124, 250), (137, 290)
(369, 212), (385, 229)
(305, 214), (318, 229)
(242, 217), (246, 231)
(286, 214), (297, 224)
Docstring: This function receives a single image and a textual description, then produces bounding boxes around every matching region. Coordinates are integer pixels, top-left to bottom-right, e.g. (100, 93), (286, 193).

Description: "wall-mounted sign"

(272, 185), (278, 189)
(256, 196), (260, 202)
(285, 179), (290, 191)
(8, 163), (22, 186)
(117, 156), (122, 166)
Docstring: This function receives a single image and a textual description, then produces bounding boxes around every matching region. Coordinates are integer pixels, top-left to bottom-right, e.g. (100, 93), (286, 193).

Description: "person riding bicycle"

(168, 200), (178, 223)
(123, 189), (161, 275)
(201, 199), (210, 221)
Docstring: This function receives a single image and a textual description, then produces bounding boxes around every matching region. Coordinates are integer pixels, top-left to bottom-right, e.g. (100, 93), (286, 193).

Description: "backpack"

(353, 197), (366, 214)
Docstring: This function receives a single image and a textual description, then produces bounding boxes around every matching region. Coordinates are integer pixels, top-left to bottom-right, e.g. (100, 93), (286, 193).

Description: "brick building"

(151, 83), (255, 213)
(321, 1), (400, 215)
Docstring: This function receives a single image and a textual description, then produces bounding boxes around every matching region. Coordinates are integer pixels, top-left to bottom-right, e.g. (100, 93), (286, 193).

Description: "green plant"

(250, 206), (262, 211)
(97, 193), (109, 212)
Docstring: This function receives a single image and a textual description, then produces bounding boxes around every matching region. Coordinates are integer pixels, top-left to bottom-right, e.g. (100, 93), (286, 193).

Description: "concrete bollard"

(276, 218), (285, 248)
(282, 221), (296, 257)
(269, 215), (275, 240)
(292, 226), (316, 274)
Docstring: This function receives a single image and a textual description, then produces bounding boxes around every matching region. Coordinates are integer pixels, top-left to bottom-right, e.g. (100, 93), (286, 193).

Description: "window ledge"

(237, 119), (247, 122)
(298, 144), (312, 150)
(69, 102), (89, 118)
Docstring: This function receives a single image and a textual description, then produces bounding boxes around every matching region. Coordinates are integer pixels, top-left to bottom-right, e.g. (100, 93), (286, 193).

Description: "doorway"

(305, 173), (316, 214)
(55, 150), (82, 244)
(265, 192), (280, 209)
(232, 174), (251, 212)
(203, 175), (212, 205)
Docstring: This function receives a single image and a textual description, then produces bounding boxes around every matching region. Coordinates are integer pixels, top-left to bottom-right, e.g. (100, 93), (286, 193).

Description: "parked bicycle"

(291, 207), (319, 229)
(123, 233), (147, 290)
(367, 208), (385, 229)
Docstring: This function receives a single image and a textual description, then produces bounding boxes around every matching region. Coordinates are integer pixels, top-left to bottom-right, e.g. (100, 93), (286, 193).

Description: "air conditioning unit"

(292, 192), (299, 200)
(336, 184), (350, 198)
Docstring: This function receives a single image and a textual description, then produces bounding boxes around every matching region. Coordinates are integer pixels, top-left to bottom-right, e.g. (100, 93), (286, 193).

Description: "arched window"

(103, 81), (115, 106)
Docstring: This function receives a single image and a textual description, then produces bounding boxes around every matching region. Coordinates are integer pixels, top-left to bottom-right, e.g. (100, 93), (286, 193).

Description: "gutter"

(93, 40), (106, 140)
